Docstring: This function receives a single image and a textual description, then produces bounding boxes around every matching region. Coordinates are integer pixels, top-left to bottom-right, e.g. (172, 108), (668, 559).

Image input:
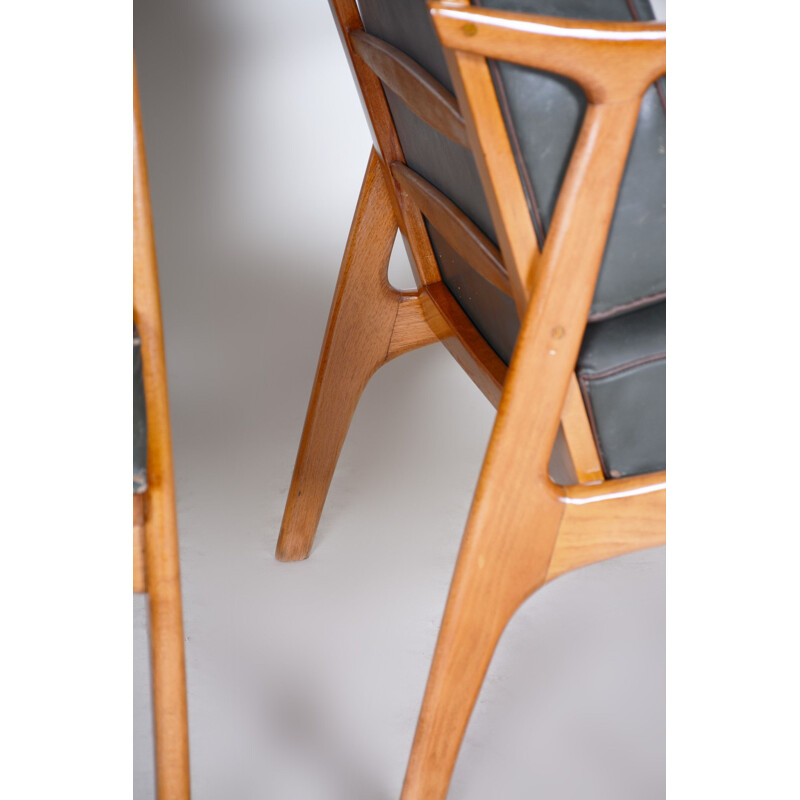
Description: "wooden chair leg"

(276, 149), (425, 561)
(400, 308), (571, 799)
(400, 479), (563, 800)
(135, 59), (190, 799)
(146, 477), (191, 800)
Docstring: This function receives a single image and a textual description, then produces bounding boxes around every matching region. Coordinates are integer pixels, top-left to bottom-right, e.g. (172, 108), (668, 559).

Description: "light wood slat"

(425, 281), (507, 407)
(350, 30), (470, 148)
(561, 374), (604, 484)
(386, 292), (452, 362)
(439, 48), (540, 313)
(391, 162), (512, 297)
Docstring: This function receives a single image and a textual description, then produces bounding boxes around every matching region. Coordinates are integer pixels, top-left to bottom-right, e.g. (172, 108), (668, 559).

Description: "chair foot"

(400, 481), (562, 800)
(400, 303), (572, 799)
(276, 149), (441, 562)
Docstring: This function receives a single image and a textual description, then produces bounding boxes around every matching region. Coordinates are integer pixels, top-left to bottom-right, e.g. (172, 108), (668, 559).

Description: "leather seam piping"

(578, 351), (665, 383)
(577, 349), (665, 477)
(587, 290), (666, 323)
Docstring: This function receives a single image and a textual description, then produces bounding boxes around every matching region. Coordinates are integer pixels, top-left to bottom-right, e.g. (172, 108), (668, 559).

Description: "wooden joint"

(350, 30), (470, 147)
(546, 471), (666, 581)
(386, 289), (452, 362)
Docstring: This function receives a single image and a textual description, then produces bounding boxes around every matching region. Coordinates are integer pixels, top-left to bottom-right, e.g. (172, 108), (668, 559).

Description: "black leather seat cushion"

(577, 301), (665, 478)
(134, 325), (148, 494)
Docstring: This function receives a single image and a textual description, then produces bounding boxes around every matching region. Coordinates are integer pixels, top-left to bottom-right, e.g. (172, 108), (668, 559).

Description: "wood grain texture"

(387, 292), (452, 362)
(426, 281), (507, 408)
(561, 373), (604, 484)
(328, 0), (443, 288)
(446, 46), (540, 314)
(430, 2), (666, 103)
(133, 494), (147, 594)
(547, 472), (666, 581)
(134, 60), (191, 800)
(284, 6), (667, 797)
(401, 9), (666, 798)
(350, 30), (469, 148)
(276, 150), (451, 562)
(391, 161), (512, 297)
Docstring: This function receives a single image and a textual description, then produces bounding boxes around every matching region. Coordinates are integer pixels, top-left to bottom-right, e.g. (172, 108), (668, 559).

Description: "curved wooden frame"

(275, 2), (666, 797)
(134, 60), (191, 800)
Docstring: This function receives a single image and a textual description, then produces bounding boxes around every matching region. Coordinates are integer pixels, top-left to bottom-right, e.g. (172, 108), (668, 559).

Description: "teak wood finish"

(133, 493), (148, 594)
(277, 2), (666, 798)
(134, 62), (191, 800)
(350, 31), (470, 148)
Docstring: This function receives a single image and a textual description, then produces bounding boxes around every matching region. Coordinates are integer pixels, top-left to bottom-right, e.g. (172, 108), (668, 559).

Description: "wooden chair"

(276, 1), (665, 797)
(134, 61), (191, 800)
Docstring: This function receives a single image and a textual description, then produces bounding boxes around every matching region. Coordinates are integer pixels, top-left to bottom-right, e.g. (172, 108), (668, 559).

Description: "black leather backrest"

(358, 0), (454, 92)
(357, 0), (665, 323)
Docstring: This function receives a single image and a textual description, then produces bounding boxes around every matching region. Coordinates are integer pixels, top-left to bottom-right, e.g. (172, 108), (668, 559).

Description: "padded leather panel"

(133, 325), (148, 494)
(480, 0), (665, 318)
(358, 0), (454, 92)
(577, 302), (665, 477)
(386, 89), (497, 243)
(427, 222), (519, 362)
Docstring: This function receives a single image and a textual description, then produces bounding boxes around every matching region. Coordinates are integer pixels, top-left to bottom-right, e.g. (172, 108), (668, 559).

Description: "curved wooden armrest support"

(428, 1), (665, 103)
(546, 471), (666, 582)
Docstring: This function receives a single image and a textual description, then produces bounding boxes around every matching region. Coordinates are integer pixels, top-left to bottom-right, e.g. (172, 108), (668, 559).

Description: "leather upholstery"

(357, 0), (665, 478)
(427, 222), (519, 363)
(578, 302), (665, 477)
(134, 325), (148, 494)
(386, 88), (497, 242)
(359, 0), (454, 93)
(481, 0), (666, 319)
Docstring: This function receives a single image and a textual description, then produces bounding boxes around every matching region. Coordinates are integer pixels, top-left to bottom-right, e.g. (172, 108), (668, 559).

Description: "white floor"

(133, 2), (665, 797)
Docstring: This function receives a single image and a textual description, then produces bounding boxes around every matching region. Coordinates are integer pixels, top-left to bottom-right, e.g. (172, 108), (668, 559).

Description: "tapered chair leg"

(135, 59), (191, 799)
(400, 302), (573, 798)
(400, 479), (563, 800)
(276, 150), (409, 562)
(147, 480), (191, 800)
